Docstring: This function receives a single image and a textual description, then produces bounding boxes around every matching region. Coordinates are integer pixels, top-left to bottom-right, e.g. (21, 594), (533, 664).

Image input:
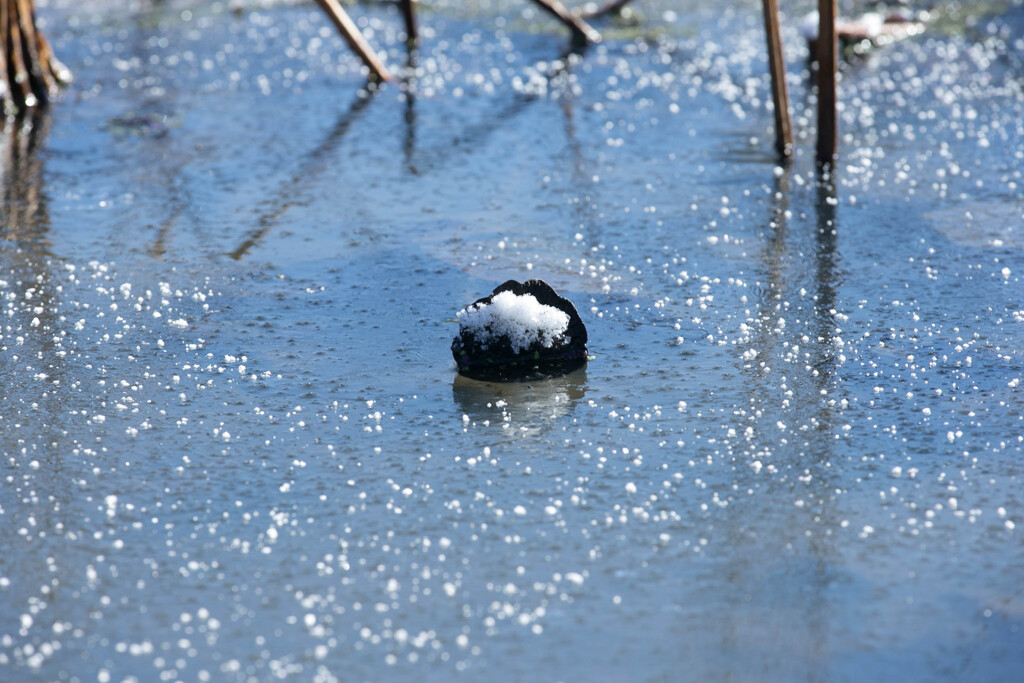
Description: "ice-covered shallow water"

(2, 0), (1023, 680)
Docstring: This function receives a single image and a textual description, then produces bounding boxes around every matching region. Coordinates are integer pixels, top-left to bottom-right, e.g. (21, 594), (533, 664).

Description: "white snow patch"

(457, 291), (569, 353)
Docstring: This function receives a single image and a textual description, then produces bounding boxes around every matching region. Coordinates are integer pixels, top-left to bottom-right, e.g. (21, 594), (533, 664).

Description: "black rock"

(451, 279), (588, 382)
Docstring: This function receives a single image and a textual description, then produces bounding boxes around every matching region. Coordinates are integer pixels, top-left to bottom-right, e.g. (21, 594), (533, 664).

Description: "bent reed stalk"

(1, 0), (71, 117)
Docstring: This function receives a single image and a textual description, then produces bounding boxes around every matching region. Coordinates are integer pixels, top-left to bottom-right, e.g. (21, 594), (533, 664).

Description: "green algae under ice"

(452, 279), (588, 382)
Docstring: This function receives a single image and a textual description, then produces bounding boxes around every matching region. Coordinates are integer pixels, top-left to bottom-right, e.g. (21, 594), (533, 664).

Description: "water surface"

(2, 0), (1023, 680)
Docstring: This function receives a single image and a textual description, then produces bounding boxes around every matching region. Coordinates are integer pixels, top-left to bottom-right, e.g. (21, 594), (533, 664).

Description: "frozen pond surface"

(2, 0), (1023, 680)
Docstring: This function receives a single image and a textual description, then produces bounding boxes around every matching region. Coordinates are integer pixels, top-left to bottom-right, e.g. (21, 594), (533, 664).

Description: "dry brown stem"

(1, 0), (69, 117)
(762, 0), (792, 159)
(313, 0), (393, 82)
(816, 0), (838, 164)
(531, 0), (602, 44)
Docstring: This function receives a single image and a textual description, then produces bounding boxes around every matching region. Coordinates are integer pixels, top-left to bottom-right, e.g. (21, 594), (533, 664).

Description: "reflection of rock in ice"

(452, 368), (587, 433)
(452, 279), (588, 382)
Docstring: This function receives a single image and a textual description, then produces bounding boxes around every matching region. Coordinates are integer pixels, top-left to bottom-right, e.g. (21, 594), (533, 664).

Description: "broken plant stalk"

(762, 0), (793, 158)
(1, 0), (72, 117)
(816, 0), (838, 164)
(530, 0), (602, 44)
(313, 0), (393, 82)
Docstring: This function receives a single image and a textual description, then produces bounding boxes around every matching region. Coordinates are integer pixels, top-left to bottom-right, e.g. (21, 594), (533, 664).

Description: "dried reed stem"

(530, 0), (601, 44)
(400, 0), (418, 46)
(761, 0), (792, 158)
(816, 0), (838, 164)
(313, 0), (393, 82)
(1, 0), (69, 117)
